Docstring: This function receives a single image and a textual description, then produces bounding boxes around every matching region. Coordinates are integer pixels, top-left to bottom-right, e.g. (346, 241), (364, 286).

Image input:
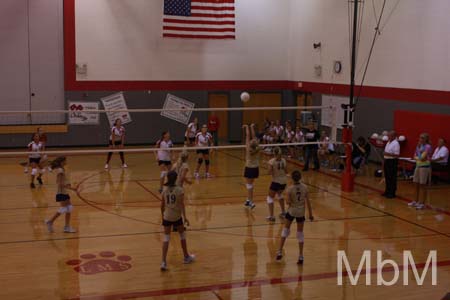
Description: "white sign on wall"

(68, 101), (99, 125)
(161, 94), (195, 125)
(321, 95), (349, 129)
(101, 92), (132, 127)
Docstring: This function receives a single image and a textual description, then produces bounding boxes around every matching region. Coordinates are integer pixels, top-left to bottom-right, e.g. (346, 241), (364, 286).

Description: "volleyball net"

(0, 104), (343, 158)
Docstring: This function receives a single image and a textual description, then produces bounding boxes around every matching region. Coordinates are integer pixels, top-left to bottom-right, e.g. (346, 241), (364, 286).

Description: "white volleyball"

(382, 135), (389, 142)
(240, 92), (250, 102)
(398, 135), (406, 142)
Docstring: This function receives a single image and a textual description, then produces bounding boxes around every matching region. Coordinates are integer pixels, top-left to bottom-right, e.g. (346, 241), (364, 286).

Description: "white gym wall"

(75, 0), (450, 92)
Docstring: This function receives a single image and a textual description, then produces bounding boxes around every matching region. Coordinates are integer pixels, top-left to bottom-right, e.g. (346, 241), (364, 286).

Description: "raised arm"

(243, 124), (250, 146)
(250, 124), (256, 140)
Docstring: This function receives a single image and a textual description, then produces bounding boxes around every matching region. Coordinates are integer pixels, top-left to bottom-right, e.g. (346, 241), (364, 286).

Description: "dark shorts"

(158, 160), (171, 166)
(56, 194), (70, 202)
(196, 149), (209, 155)
(162, 218), (183, 227)
(109, 140), (122, 146)
(244, 167), (259, 179)
(29, 157), (41, 164)
(270, 182), (286, 192)
(285, 213), (305, 223)
(185, 137), (195, 143)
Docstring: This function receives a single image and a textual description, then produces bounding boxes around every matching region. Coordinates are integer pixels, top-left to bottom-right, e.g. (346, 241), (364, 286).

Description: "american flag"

(163, 0), (235, 39)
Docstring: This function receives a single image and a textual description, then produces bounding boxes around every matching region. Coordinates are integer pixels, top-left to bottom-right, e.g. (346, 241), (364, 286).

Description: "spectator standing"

(383, 131), (400, 198)
(303, 123), (320, 171)
(408, 133), (432, 210)
(208, 112), (220, 146)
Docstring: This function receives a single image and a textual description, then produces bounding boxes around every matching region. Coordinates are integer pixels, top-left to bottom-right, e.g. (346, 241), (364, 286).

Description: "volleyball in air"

(240, 92), (250, 102)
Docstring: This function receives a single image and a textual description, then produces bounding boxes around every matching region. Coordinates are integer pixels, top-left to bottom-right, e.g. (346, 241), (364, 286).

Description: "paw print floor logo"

(66, 251), (132, 275)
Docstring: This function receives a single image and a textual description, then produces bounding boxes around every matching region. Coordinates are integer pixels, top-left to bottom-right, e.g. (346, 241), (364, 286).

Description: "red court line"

(67, 260), (450, 300)
(134, 180), (161, 202)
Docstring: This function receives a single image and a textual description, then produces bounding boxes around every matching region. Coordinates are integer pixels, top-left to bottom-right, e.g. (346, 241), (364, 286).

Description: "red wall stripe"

(63, 0), (450, 106)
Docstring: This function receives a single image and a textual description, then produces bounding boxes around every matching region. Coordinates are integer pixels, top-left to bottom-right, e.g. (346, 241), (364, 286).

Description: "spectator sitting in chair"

(431, 138), (449, 171)
(352, 136), (371, 171)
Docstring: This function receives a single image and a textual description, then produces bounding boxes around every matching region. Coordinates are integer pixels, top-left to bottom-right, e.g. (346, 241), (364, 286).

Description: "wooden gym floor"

(0, 149), (449, 300)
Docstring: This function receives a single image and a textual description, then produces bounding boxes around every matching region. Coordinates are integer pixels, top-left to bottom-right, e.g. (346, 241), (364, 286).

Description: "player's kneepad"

(31, 168), (38, 176)
(266, 196), (274, 204)
(67, 205), (73, 213)
(297, 231), (304, 243)
(58, 206), (68, 214)
(246, 183), (253, 190)
(281, 228), (290, 238)
(160, 171), (167, 179)
(179, 231), (186, 240)
(198, 158), (203, 164)
(205, 160), (210, 166)
(163, 234), (170, 242)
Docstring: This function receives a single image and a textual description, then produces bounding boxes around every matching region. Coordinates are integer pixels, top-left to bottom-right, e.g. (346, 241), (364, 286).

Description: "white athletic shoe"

(183, 254), (196, 264)
(266, 216), (276, 222)
(415, 203), (425, 210)
(63, 226), (77, 233)
(104, 164), (109, 169)
(160, 261), (168, 271)
(408, 201), (418, 207)
(122, 163), (128, 168)
(206, 173), (212, 178)
(47, 167), (53, 173)
(45, 220), (54, 233)
(194, 172), (200, 179)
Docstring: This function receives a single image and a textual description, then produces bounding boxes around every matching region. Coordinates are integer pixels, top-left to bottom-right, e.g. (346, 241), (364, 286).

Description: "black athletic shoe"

(30, 183), (36, 189)
(276, 250), (283, 261)
(37, 177), (43, 185)
(297, 256), (304, 265)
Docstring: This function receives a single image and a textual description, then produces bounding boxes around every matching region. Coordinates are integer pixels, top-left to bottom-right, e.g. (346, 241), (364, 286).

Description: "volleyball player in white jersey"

(185, 117), (198, 146)
(105, 119), (127, 169)
(266, 147), (288, 222)
(172, 151), (192, 187)
(276, 170), (314, 264)
(194, 125), (214, 178)
(243, 124), (259, 209)
(156, 131), (174, 193)
(28, 133), (45, 188)
(160, 171), (195, 271)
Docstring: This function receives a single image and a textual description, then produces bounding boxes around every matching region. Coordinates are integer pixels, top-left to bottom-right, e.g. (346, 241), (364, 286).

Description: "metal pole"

(349, 0), (359, 123)
(342, 0), (359, 192)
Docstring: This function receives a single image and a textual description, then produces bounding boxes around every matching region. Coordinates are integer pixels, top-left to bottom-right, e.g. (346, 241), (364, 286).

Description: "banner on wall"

(321, 95), (348, 129)
(68, 101), (100, 125)
(161, 94), (195, 125)
(101, 92), (132, 127)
